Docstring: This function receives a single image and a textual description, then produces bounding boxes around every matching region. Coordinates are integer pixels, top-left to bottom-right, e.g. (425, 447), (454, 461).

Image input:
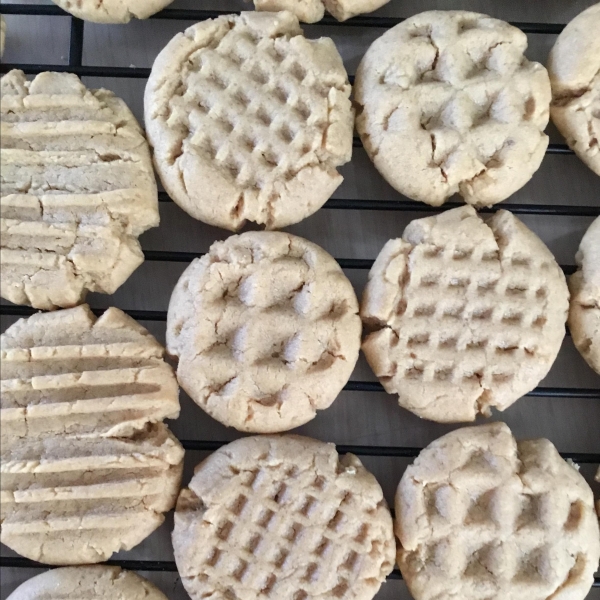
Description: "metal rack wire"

(0, 2), (599, 591)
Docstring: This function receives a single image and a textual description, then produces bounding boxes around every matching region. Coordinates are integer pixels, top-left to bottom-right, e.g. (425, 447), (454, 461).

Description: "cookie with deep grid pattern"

(361, 206), (569, 423)
(568, 216), (600, 374)
(7, 566), (168, 600)
(145, 11), (353, 231)
(253, 0), (390, 23)
(173, 435), (395, 600)
(395, 423), (600, 600)
(1, 70), (158, 310)
(0, 305), (183, 565)
(167, 231), (361, 432)
(548, 3), (600, 177)
(355, 11), (551, 206)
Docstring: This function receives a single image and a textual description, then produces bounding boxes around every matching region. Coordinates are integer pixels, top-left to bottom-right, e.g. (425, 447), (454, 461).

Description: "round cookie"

(173, 435), (395, 600)
(254, 0), (390, 23)
(167, 231), (361, 433)
(0, 305), (184, 565)
(7, 566), (168, 600)
(1, 70), (158, 310)
(568, 217), (600, 373)
(51, 0), (174, 23)
(361, 206), (569, 423)
(145, 11), (353, 231)
(355, 11), (551, 207)
(395, 422), (600, 600)
(548, 3), (600, 177)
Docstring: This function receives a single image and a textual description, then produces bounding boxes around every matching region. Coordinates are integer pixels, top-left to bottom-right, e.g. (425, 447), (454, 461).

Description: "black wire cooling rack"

(0, 2), (599, 590)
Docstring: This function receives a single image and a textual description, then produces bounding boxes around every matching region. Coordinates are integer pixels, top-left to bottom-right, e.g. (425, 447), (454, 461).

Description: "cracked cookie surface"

(568, 216), (600, 374)
(173, 435), (395, 600)
(1, 70), (158, 310)
(144, 11), (353, 231)
(395, 422), (600, 600)
(52, 0), (174, 23)
(548, 3), (600, 177)
(166, 231), (361, 433)
(7, 566), (168, 600)
(253, 0), (390, 23)
(360, 206), (569, 423)
(0, 305), (183, 565)
(354, 10), (551, 207)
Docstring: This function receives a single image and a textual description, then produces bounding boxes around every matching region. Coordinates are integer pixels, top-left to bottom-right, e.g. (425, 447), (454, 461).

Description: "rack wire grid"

(1, 0), (599, 598)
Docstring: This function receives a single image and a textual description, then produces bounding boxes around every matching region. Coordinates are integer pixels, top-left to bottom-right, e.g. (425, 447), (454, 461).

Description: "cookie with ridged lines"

(145, 11), (353, 231)
(361, 206), (569, 423)
(167, 231), (361, 433)
(52, 0), (174, 23)
(568, 217), (600, 374)
(253, 0), (390, 23)
(0, 305), (184, 565)
(7, 566), (168, 600)
(173, 435), (395, 600)
(355, 11), (551, 207)
(1, 70), (158, 310)
(395, 422), (600, 600)
(548, 3), (600, 177)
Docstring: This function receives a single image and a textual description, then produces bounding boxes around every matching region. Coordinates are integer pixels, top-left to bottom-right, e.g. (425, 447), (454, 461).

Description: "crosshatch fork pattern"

(361, 208), (569, 421)
(355, 11), (552, 206)
(397, 425), (600, 600)
(146, 11), (353, 229)
(0, 2), (599, 598)
(173, 437), (395, 600)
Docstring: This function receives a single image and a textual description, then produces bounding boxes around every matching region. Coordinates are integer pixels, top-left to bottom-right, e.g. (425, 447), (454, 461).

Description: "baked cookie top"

(167, 231), (361, 432)
(361, 206), (569, 423)
(253, 0), (390, 23)
(395, 422), (600, 600)
(173, 435), (395, 600)
(355, 11), (551, 207)
(7, 566), (168, 600)
(1, 70), (158, 310)
(52, 0), (174, 23)
(145, 11), (353, 231)
(0, 305), (184, 565)
(548, 3), (600, 176)
(568, 216), (600, 373)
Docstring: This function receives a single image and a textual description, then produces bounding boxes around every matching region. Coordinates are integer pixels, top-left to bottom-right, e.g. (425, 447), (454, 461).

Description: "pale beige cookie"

(548, 3), (600, 177)
(0, 305), (184, 565)
(254, 0), (390, 23)
(167, 231), (361, 433)
(52, 0), (174, 23)
(395, 422), (600, 600)
(568, 217), (600, 373)
(1, 70), (158, 310)
(355, 11), (551, 207)
(145, 11), (353, 231)
(361, 206), (569, 423)
(173, 435), (395, 600)
(7, 566), (168, 600)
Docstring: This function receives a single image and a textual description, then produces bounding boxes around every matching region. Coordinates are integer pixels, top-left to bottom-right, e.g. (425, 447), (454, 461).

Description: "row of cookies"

(42, 0), (392, 24)
(1, 198), (597, 430)
(1, 9), (598, 307)
(4, 424), (600, 600)
(146, 7), (600, 229)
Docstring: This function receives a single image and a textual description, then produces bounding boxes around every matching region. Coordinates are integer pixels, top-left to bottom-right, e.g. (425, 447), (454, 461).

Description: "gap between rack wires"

(158, 192), (600, 215)
(0, 4), (567, 34)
